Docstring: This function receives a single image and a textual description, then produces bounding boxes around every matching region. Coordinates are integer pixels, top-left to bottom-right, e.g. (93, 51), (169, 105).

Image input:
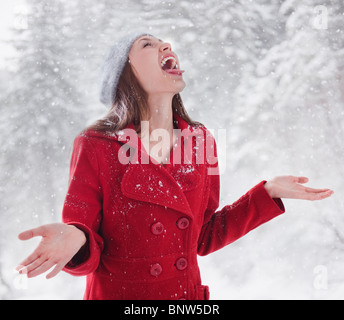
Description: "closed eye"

(143, 42), (152, 48)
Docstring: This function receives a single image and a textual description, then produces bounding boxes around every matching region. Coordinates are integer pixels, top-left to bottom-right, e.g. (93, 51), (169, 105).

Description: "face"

(128, 35), (186, 97)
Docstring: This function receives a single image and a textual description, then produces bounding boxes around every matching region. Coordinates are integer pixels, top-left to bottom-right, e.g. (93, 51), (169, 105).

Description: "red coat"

(62, 112), (285, 300)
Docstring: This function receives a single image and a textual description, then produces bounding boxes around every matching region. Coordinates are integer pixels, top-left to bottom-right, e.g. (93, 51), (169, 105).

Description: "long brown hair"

(87, 60), (203, 135)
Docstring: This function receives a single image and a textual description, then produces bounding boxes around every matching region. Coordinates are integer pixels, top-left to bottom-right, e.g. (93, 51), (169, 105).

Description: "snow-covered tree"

(0, 0), (89, 298)
(1, 0), (343, 299)
(230, 0), (344, 179)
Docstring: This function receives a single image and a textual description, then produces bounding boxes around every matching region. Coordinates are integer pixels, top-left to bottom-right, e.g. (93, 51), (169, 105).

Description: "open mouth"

(160, 55), (185, 76)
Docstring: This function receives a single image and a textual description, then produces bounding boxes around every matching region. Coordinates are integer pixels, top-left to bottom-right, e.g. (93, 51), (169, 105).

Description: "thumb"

(18, 225), (46, 241)
(296, 176), (309, 184)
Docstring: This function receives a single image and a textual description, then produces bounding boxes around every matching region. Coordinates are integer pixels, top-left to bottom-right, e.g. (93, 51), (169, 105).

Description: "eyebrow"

(139, 37), (163, 43)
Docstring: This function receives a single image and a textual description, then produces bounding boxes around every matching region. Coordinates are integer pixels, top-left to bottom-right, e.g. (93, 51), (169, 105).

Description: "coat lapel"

(113, 112), (204, 218)
(121, 161), (195, 217)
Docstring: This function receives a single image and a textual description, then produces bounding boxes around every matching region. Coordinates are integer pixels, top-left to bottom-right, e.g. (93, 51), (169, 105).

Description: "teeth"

(161, 56), (177, 69)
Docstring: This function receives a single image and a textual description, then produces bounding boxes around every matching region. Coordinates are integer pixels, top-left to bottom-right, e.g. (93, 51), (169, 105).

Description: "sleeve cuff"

(62, 222), (102, 276)
(249, 180), (285, 219)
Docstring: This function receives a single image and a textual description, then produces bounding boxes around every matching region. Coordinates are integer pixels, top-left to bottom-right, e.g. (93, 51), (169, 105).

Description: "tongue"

(165, 69), (185, 75)
(161, 58), (185, 75)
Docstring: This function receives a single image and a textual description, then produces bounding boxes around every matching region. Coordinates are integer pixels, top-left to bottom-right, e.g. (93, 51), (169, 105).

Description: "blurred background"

(0, 0), (343, 299)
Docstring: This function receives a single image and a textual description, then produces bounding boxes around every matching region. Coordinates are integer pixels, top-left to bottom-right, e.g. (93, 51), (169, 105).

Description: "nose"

(160, 42), (172, 52)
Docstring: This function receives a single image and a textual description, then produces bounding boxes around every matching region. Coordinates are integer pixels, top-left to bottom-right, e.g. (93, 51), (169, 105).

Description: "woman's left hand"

(264, 175), (334, 201)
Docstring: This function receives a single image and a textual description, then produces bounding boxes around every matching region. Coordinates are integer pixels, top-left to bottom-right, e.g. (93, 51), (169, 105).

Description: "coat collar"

(105, 112), (205, 218)
(110, 111), (203, 146)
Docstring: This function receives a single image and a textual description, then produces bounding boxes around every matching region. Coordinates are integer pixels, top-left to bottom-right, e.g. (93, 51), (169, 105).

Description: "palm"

(266, 176), (333, 200)
(17, 223), (86, 279)
(32, 224), (81, 258)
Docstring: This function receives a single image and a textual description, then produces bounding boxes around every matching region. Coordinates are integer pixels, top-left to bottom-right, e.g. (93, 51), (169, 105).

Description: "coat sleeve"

(197, 131), (285, 256)
(62, 133), (104, 276)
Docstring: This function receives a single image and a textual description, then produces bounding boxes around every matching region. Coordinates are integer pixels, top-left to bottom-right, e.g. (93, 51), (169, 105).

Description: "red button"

(175, 257), (188, 271)
(150, 263), (162, 276)
(176, 217), (189, 230)
(151, 222), (164, 235)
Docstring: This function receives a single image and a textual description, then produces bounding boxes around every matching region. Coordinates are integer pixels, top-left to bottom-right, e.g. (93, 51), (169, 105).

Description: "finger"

(312, 190), (334, 200)
(15, 265), (28, 274)
(15, 265), (24, 272)
(46, 262), (65, 279)
(304, 189), (334, 201)
(17, 250), (40, 269)
(28, 260), (55, 278)
(284, 189), (333, 201)
(304, 187), (332, 193)
(18, 226), (46, 241)
(23, 256), (48, 276)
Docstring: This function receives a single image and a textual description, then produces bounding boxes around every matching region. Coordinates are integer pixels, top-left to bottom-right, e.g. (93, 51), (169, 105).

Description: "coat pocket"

(196, 284), (210, 300)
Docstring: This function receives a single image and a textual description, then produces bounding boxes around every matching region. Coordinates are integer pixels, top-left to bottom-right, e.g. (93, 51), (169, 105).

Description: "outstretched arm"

(16, 133), (104, 279)
(197, 176), (333, 256)
(197, 129), (334, 256)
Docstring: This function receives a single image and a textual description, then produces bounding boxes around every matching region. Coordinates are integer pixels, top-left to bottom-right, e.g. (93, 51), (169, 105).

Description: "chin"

(175, 80), (186, 93)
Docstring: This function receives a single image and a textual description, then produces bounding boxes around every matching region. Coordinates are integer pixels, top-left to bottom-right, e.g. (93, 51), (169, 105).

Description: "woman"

(16, 32), (334, 300)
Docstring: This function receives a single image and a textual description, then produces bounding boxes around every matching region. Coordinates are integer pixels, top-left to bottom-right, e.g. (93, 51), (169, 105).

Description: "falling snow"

(1, 0), (343, 300)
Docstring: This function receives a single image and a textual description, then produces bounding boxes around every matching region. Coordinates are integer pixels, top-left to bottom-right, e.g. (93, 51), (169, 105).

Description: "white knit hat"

(99, 32), (153, 108)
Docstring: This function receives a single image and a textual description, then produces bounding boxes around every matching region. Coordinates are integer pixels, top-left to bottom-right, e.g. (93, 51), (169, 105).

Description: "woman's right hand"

(16, 223), (86, 279)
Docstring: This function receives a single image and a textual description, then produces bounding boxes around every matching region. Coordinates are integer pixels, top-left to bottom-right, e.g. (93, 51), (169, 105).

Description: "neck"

(142, 93), (175, 136)
(139, 93), (179, 165)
